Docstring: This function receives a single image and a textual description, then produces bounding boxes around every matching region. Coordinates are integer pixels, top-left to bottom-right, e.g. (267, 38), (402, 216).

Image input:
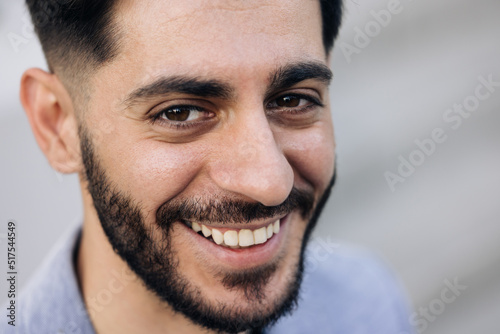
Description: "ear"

(20, 68), (82, 174)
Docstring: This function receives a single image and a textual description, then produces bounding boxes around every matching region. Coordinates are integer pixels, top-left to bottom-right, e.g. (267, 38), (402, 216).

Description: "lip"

(180, 214), (290, 269)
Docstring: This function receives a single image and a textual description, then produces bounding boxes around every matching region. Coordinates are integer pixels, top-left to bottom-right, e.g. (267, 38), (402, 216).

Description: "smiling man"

(7, 0), (413, 333)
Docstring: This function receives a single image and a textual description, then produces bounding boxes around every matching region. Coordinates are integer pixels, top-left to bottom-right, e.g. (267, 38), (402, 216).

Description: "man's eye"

(149, 105), (216, 130)
(159, 106), (204, 122)
(267, 94), (322, 110)
(276, 95), (301, 108)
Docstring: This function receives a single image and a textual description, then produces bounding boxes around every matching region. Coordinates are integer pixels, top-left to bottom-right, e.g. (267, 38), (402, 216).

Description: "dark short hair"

(320, 0), (344, 52)
(26, 0), (343, 75)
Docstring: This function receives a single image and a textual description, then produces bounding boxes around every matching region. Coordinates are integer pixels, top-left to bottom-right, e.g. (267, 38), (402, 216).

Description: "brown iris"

(276, 95), (301, 108)
(165, 108), (190, 121)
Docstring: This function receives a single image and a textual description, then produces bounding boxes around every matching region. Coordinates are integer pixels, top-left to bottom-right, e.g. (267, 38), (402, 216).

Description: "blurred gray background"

(1, 0), (499, 333)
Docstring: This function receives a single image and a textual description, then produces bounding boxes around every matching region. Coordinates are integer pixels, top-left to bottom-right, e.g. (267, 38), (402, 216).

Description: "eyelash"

(149, 93), (324, 130)
(266, 93), (324, 113)
(150, 105), (212, 130)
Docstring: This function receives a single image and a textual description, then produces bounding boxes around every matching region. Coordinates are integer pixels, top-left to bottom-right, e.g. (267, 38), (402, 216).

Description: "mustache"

(156, 187), (315, 226)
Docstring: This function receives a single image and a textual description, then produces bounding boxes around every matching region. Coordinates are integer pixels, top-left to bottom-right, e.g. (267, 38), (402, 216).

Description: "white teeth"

(253, 227), (268, 245)
(201, 224), (212, 237)
(192, 222), (202, 233)
(192, 219), (281, 248)
(266, 224), (273, 239)
(212, 228), (224, 245)
(238, 229), (255, 247)
(224, 230), (239, 246)
(273, 220), (280, 234)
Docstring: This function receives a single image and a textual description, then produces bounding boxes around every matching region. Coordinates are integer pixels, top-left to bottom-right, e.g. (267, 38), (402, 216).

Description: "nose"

(208, 111), (294, 207)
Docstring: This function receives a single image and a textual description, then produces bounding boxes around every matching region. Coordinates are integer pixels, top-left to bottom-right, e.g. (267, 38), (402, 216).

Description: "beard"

(79, 125), (336, 333)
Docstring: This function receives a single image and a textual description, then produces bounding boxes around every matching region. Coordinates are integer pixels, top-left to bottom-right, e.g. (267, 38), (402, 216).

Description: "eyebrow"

(267, 61), (333, 96)
(124, 77), (234, 106)
(123, 61), (332, 106)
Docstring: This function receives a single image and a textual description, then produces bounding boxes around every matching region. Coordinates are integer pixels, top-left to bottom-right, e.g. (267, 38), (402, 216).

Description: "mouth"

(183, 218), (281, 249)
(183, 219), (281, 249)
(178, 214), (291, 269)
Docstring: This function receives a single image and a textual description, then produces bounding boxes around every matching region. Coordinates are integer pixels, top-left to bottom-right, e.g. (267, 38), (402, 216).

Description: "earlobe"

(20, 68), (82, 174)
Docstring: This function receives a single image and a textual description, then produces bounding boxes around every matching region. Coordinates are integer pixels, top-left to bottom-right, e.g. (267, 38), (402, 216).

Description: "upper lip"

(190, 214), (287, 230)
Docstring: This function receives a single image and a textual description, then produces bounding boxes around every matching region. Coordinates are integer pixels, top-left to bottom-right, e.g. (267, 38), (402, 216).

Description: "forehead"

(110, 0), (325, 79)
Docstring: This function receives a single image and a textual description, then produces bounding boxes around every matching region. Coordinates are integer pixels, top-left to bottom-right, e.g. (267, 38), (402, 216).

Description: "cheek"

(133, 146), (202, 204)
(100, 137), (204, 213)
(84, 104), (207, 214)
(278, 122), (335, 192)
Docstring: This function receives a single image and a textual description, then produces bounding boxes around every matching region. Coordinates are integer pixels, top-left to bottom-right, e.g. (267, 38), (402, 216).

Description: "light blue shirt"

(2, 227), (414, 333)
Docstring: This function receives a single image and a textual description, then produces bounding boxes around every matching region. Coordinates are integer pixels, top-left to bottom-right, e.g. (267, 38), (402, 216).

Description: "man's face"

(79, 0), (335, 332)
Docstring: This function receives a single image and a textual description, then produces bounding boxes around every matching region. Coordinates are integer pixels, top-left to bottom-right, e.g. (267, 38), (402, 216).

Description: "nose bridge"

(210, 111), (294, 207)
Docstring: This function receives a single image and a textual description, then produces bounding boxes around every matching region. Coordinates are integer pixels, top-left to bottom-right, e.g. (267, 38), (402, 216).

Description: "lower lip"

(180, 215), (289, 269)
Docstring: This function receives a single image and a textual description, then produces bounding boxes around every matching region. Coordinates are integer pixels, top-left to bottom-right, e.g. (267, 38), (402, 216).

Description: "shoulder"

(0, 226), (95, 334)
(269, 239), (414, 334)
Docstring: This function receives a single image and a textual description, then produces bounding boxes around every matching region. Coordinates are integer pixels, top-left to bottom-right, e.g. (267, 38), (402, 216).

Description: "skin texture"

(20, 0), (336, 333)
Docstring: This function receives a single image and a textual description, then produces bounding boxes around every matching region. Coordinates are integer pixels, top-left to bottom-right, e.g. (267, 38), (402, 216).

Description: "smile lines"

(187, 220), (280, 249)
